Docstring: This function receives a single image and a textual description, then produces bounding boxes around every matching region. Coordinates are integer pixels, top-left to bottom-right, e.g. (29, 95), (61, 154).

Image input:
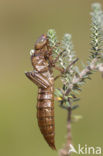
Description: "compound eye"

(41, 35), (46, 42)
(35, 35), (47, 50)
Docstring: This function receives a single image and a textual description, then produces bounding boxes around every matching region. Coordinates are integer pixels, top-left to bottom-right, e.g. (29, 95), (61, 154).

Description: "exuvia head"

(35, 34), (47, 50)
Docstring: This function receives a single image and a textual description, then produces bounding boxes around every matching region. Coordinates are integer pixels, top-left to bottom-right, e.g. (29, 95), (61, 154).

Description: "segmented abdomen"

(37, 86), (56, 150)
(25, 35), (56, 149)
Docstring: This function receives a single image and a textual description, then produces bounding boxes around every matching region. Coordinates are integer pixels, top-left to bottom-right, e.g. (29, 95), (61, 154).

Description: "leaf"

(73, 98), (80, 102)
(65, 101), (71, 107)
(55, 88), (63, 97)
(72, 104), (79, 111)
(72, 89), (80, 95)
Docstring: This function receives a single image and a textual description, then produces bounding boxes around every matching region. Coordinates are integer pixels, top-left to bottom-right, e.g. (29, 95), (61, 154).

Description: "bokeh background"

(0, 0), (103, 156)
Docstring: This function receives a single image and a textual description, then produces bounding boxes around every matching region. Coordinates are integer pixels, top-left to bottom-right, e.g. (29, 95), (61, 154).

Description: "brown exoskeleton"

(25, 34), (56, 150)
(25, 34), (78, 150)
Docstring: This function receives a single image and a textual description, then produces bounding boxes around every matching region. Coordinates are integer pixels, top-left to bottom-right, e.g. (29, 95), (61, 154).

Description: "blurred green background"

(0, 0), (103, 156)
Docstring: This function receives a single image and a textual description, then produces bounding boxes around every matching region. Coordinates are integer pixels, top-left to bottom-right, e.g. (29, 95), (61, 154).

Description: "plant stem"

(59, 102), (72, 156)
(58, 58), (103, 156)
(67, 107), (72, 148)
(65, 58), (103, 96)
